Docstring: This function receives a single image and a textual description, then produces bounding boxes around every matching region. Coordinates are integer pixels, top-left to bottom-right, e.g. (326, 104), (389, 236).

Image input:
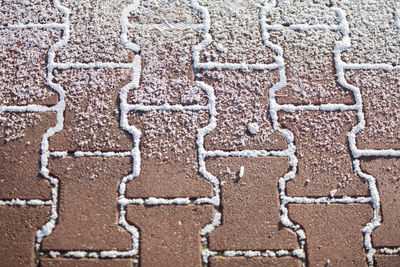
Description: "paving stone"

(126, 111), (213, 198)
(0, 112), (55, 199)
(346, 70), (400, 150)
(0, 29), (60, 106)
(41, 156), (132, 251)
(265, 2), (354, 105)
(0, 206), (51, 267)
(289, 204), (373, 267)
(0, 0), (62, 25)
(49, 69), (132, 152)
(198, 0), (275, 65)
(374, 255), (400, 267)
(126, 204), (214, 267)
(54, 0), (134, 64)
(40, 258), (134, 267)
(279, 111), (369, 197)
(337, 0), (400, 65)
(206, 157), (298, 251)
(361, 158), (400, 247)
(200, 70), (287, 151)
(209, 256), (302, 267)
(127, 30), (206, 106)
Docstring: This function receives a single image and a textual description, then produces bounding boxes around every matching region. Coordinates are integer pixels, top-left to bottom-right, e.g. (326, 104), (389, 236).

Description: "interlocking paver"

(42, 156), (132, 251)
(40, 258), (134, 267)
(0, 29), (60, 106)
(374, 255), (400, 267)
(206, 156), (298, 250)
(201, 70), (286, 151)
(279, 111), (369, 197)
(346, 70), (400, 150)
(361, 158), (400, 247)
(126, 111), (213, 198)
(0, 206), (51, 267)
(289, 204), (373, 267)
(209, 256), (302, 267)
(0, 112), (55, 199)
(48, 69), (132, 152)
(126, 205), (214, 267)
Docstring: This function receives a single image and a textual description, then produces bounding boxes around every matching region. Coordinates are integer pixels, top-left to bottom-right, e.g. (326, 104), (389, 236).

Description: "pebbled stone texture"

(200, 69), (287, 151)
(206, 156), (298, 251)
(361, 157), (400, 247)
(126, 204), (214, 267)
(209, 256), (302, 267)
(126, 111), (213, 198)
(279, 111), (369, 197)
(40, 258), (134, 267)
(41, 156), (132, 251)
(49, 69), (133, 152)
(289, 204), (373, 267)
(374, 255), (400, 267)
(0, 206), (51, 267)
(0, 112), (55, 199)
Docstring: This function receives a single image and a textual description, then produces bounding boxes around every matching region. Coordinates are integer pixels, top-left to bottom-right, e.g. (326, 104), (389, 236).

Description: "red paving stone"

(126, 205), (214, 267)
(346, 70), (400, 150)
(0, 112), (55, 199)
(126, 111), (213, 198)
(201, 70), (287, 151)
(0, 206), (51, 267)
(279, 111), (369, 197)
(41, 157), (132, 251)
(40, 258), (134, 267)
(361, 158), (400, 248)
(206, 156), (298, 251)
(49, 69), (133, 152)
(374, 255), (400, 267)
(289, 204), (373, 267)
(209, 256), (302, 267)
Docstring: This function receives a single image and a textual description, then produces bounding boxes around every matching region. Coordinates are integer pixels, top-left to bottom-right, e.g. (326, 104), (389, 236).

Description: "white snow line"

(331, 7), (381, 266)
(52, 62), (136, 70)
(262, 0), (306, 258)
(0, 199), (52, 206)
(49, 151), (131, 157)
(4, 23), (66, 30)
(119, 197), (218, 206)
(205, 248), (304, 259)
(195, 62), (279, 71)
(282, 195), (372, 205)
(378, 247), (400, 255)
(0, 104), (55, 113)
(354, 149), (400, 158)
(203, 149), (290, 158)
(35, 0), (70, 253)
(128, 23), (204, 31)
(126, 103), (209, 112)
(276, 103), (360, 112)
(264, 24), (340, 31)
(343, 63), (400, 71)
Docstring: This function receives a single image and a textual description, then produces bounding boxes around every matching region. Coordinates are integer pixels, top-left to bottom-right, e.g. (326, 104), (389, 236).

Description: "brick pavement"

(1, 1), (400, 267)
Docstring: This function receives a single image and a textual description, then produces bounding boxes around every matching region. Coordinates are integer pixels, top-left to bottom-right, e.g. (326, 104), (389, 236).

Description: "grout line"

(0, 199), (52, 206)
(3, 23), (66, 30)
(128, 23), (204, 31)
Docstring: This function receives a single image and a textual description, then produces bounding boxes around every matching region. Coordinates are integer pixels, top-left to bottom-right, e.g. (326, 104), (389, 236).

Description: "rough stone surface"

(40, 258), (134, 267)
(0, 29), (60, 106)
(0, 206), (51, 267)
(126, 205), (214, 267)
(0, 112), (55, 199)
(279, 111), (369, 197)
(374, 255), (400, 267)
(42, 157), (132, 251)
(346, 70), (400, 150)
(49, 69), (133, 152)
(289, 204), (373, 267)
(201, 70), (287, 151)
(126, 111), (213, 198)
(209, 256), (302, 267)
(361, 158), (400, 247)
(206, 157), (298, 251)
